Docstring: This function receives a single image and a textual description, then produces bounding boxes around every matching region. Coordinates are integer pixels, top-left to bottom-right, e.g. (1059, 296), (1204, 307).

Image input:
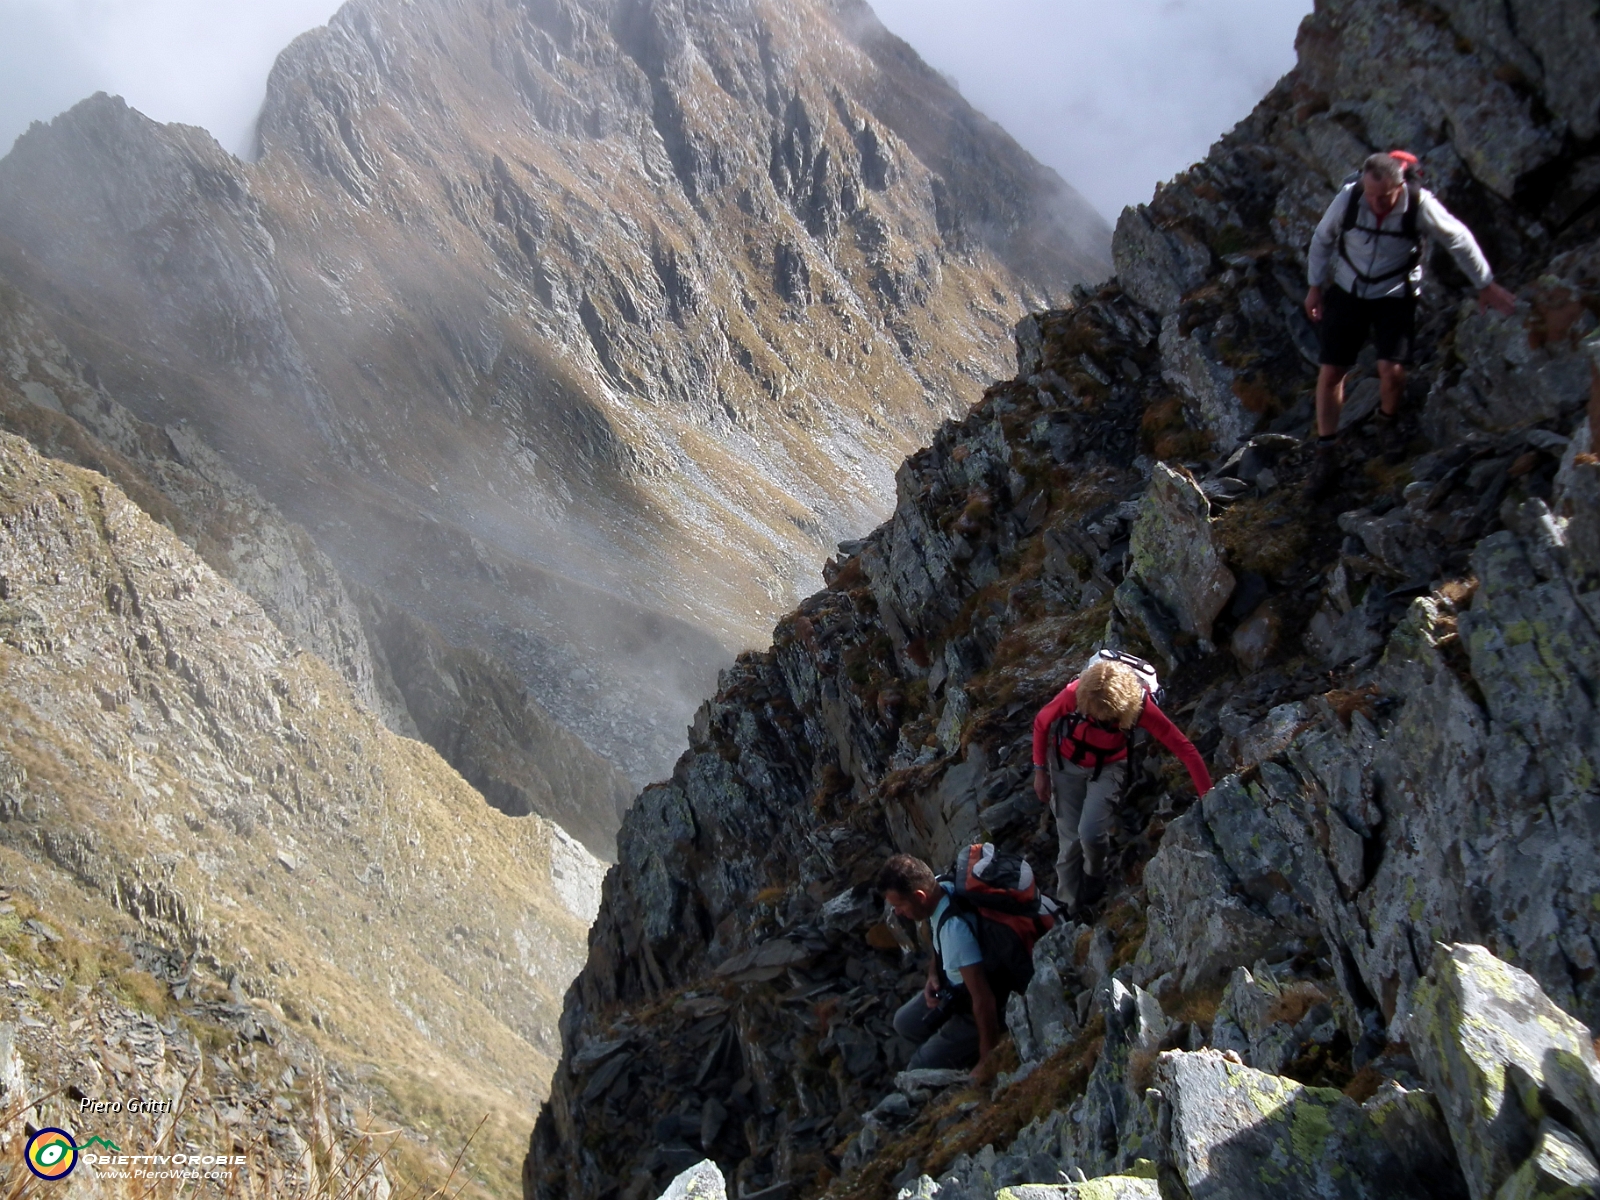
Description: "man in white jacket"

(1303, 151), (1516, 492)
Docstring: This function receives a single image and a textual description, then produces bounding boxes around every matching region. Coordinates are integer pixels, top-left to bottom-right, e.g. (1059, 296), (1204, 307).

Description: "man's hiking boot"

(1074, 872), (1107, 917)
(1302, 437), (1342, 500)
(1373, 409), (1408, 464)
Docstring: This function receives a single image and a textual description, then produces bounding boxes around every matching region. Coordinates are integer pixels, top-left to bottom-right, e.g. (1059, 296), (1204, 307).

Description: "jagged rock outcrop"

(0, 277), (633, 855)
(0, 430), (604, 1191)
(532, 0), (1600, 1197)
(1410, 944), (1600, 1200)
(0, 879), (397, 1196)
(0, 0), (1111, 792)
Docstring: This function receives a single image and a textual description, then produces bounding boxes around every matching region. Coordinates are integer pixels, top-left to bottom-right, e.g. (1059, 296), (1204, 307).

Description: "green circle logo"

(26, 1129), (79, 1180)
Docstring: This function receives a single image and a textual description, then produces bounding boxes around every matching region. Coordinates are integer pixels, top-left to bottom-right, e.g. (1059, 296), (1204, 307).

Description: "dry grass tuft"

(1213, 494), (1311, 578)
(1263, 981), (1328, 1027)
(1323, 685), (1378, 727)
(1342, 1064), (1384, 1104)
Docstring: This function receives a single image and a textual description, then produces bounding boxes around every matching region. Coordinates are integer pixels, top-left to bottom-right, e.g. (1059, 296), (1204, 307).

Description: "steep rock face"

(531, 1), (1600, 1197)
(0, 430), (604, 1191)
(0, 0), (1110, 792)
(0, 278), (633, 855)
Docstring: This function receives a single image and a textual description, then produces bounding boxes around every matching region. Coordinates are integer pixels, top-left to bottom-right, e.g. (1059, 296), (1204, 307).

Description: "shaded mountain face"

(0, 0), (1110, 795)
(529, 0), (1600, 1198)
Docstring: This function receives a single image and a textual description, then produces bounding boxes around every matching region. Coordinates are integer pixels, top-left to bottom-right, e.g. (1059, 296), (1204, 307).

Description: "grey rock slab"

(1127, 463), (1235, 648)
(1158, 315), (1256, 455)
(1410, 943), (1600, 1200)
(1135, 805), (1296, 996)
(1008, 920), (1082, 1064)
(655, 1160), (726, 1200)
(895, 1068), (972, 1092)
(998, 1179), (1159, 1200)
(1492, 1120), (1600, 1200)
(1112, 206), (1212, 316)
(1156, 1049), (1467, 1199)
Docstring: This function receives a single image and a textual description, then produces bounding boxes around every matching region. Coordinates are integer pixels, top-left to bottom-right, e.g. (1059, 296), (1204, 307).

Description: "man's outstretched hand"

(1478, 281), (1517, 316)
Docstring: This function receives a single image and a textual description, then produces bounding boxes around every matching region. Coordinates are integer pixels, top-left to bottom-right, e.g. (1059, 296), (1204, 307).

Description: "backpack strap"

(1337, 177), (1427, 293)
(931, 896), (979, 1000)
(1053, 711), (1125, 781)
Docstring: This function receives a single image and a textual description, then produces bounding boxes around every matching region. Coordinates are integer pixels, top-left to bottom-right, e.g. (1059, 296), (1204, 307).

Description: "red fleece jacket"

(1032, 679), (1212, 795)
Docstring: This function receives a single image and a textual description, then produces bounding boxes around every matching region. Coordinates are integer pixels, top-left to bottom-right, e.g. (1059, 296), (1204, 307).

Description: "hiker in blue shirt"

(877, 853), (1002, 1084)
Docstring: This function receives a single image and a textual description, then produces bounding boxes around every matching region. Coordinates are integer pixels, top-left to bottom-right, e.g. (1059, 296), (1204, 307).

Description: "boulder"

(1230, 600), (1280, 673)
(1007, 920), (1083, 1064)
(1210, 966), (1339, 1076)
(656, 1161), (726, 1200)
(1135, 805), (1297, 996)
(1155, 1049), (1466, 1198)
(1112, 207), (1212, 316)
(1409, 943), (1600, 1200)
(999, 1177), (1158, 1200)
(1126, 464), (1236, 651)
(1492, 1120), (1600, 1200)
(1158, 315), (1256, 455)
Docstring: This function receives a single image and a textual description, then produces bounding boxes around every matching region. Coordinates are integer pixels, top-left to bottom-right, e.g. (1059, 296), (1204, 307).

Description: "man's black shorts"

(1318, 285), (1417, 367)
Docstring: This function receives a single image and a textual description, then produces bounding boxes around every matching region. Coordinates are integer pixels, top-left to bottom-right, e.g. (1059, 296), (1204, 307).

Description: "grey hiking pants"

(1050, 758), (1126, 904)
(893, 993), (979, 1070)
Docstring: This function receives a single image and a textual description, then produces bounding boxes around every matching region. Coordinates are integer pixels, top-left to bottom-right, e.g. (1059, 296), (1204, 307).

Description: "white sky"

(0, 0), (1311, 221)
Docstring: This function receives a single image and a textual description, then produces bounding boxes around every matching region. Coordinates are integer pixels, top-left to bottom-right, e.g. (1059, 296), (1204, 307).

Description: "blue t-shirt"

(932, 883), (984, 986)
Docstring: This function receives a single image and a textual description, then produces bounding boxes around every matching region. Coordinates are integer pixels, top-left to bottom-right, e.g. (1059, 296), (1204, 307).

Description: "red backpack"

(935, 844), (1060, 1004)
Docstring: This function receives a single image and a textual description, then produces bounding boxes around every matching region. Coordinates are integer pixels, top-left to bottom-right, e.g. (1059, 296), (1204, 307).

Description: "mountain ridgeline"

(0, 0), (1111, 833)
(530, 1), (1600, 1198)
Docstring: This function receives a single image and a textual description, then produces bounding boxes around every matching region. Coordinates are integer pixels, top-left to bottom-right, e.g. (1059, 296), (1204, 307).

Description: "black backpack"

(1337, 162), (1426, 294)
(933, 844), (1059, 1010)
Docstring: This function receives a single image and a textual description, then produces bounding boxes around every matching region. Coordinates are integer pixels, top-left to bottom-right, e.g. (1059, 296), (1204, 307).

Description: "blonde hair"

(1078, 659), (1146, 729)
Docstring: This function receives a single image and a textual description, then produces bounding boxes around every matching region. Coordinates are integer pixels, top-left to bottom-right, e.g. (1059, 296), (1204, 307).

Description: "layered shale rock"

(0, 430), (605, 1193)
(0, 0), (1110, 793)
(532, 0), (1600, 1197)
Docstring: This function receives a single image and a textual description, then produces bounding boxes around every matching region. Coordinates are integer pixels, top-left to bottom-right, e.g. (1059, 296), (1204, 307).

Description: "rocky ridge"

(529, 1), (1600, 1198)
(0, 429), (606, 1195)
(0, 0), (1111, 794)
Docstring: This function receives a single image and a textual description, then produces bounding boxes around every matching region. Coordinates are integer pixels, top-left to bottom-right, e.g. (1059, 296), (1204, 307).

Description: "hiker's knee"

(893, 994), (932, 1042)
(1080, 836), (1107, 879)
(1317, 363), (1348, 387)
(1378, 359), (1405, 380)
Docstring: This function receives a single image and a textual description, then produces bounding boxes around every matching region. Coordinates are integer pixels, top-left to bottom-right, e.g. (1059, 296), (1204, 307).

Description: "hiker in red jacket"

(1032, 653), (1211, 910)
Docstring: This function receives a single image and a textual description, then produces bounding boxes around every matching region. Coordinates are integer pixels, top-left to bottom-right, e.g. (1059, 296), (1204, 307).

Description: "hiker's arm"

(1138, 704), (1213, 794)
(1031, 685), (1075, 802)
(1305, 189), (1347, 318)
(1418, 192), (1498, 297)
(959, 964), (1001, 1080)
